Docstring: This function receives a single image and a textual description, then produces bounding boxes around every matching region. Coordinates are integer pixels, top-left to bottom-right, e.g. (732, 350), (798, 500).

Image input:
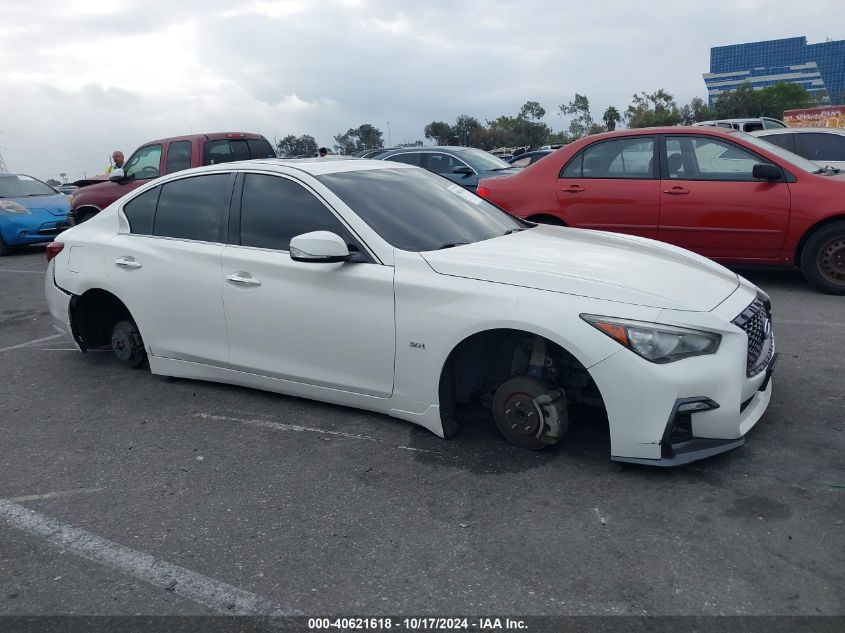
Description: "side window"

(239, 174), (350, 251)
(425, 153), (468, 174)
(385, 153), (422, 167)
(165, 141), (192, 174)
(203, 140), (250, 165)
(799, 133), (845, 161)
(123, 186), (160, 235)
(760, 134), (796, 154)
(124, 145), (162, 180)
(560, 153), (583, 178)
(153, 174), (232, 242)
(563, 138), (654, 179)
(683, 137), (765, 181)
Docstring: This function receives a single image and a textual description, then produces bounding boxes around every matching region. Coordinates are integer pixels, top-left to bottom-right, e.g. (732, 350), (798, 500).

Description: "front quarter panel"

(392, 249), (662, 411)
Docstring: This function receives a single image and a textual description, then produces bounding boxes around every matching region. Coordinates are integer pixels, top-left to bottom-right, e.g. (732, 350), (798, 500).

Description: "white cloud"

(0, 0), (840, 180)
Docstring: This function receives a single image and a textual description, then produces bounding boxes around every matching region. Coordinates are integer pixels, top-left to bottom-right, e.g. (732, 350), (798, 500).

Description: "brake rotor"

(492, 376), (559, 451)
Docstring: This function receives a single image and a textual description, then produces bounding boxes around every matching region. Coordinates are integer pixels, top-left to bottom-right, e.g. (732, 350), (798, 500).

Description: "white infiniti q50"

(44, 159), (777, 466)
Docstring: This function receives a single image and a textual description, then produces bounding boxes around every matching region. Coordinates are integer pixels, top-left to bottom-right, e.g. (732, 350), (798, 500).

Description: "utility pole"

(387, 121), (391, 147)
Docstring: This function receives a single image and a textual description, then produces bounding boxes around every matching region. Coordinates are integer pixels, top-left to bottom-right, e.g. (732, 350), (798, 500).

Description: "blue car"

(0, 174), (70, 255)
(376, 146), (521, 191)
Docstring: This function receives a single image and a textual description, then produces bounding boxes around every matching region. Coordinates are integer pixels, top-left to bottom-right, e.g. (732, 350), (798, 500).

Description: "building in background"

(703, 36), (845, 106)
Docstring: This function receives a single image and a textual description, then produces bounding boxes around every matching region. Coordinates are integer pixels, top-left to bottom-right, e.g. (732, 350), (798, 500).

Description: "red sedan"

(477, 127), (845, 294)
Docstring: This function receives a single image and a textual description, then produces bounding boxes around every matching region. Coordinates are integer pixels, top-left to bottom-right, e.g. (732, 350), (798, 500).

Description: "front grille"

(733, 294), (774, 376)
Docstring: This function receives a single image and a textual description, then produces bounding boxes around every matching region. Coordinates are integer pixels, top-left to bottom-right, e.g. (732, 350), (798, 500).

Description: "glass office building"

(703, 36), (845, 105)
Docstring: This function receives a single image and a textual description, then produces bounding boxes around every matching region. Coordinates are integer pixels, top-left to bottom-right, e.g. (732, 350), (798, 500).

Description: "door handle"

(114, 257), (142, 269)
(561, 185), (585, 193)
(226, 273), (261, 287)
(663, 186), (690, 195)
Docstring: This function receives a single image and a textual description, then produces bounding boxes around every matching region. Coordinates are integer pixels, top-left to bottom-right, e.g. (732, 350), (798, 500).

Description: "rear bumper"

(44, 261), (80, 350)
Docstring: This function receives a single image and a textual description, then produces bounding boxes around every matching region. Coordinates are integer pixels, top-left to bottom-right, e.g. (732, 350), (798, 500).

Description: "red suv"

(69, 133), (275, 225)
(477, 127), (845, 294)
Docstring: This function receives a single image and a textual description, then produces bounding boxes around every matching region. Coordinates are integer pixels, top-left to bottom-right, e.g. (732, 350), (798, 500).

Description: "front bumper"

(588, 283), (776, 466)
(1, 215), (70, 246)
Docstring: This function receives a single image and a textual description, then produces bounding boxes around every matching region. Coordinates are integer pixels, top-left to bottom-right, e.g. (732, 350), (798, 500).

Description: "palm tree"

(603, 106), (621, 132)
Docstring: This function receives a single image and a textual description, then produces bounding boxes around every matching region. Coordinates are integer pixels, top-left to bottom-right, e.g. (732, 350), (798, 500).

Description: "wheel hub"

(819, 237), (845, 281)
(503, 392), (542, 437)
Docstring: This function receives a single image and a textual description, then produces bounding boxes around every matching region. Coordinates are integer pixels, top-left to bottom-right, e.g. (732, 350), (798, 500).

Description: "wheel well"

(69, 289), (133, 351)
(526, 214), (566, 226)
(438, 328), (605, 438)
(74, 205), (102, 221)
(795, 215), (845, 263)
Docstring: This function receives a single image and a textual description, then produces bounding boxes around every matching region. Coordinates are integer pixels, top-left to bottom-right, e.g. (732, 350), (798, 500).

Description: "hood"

(14, 193), (70, 217)
(420, 225), (739, 311)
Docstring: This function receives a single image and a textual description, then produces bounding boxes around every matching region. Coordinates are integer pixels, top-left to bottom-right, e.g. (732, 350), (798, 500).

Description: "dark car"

(376, 146), (520, 191)
(507, 150), (553, 168)
(353, 148), (395, 158)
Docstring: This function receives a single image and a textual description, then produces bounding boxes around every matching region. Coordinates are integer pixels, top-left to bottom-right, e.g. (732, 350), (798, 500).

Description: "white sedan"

(44, 158), (777, 466)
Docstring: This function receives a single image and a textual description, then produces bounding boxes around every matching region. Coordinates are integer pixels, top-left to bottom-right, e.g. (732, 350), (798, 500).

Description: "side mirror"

(752, 163), (782, 181)
(452, 165), (473, 176)
(109, 168), (125, 182)
(289, 231), (350, 263)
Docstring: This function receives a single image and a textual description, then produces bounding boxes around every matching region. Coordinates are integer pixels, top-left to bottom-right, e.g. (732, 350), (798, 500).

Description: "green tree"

(602, 106), (621, 131)
(276, 134), (318, 157)
(451, 114), (482, 146)
(625, 89), (681, 128)
(424, 121), (452, 145)
(679, 97), (711, 126)
(333, 123), (384, 154)
(519, 100), (546, 121)
(559, 94), (594, 139)
(757, 82), (813, 118)
(713, 83), (761, 118)
(45, 178), (61, 187)
(714, 81), (812, 119)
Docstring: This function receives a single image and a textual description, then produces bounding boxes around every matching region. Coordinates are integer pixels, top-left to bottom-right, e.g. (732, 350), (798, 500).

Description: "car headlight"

(581, 314), (721, 363)
(0, 200), (31, 214)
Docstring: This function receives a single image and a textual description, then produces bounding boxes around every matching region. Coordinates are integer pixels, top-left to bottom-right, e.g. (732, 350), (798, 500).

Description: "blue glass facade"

(703, 36), (845, 106)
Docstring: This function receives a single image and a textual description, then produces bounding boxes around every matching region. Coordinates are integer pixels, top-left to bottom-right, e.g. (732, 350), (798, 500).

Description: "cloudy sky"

(0, 0), (840, 181)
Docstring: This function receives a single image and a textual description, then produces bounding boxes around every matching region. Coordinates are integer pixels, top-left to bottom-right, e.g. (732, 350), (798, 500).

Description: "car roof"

(751, 127), (845, 136)
(140, 132), (269, 146)
(382, 146), (473, 154)
(241, 157), (416, 176)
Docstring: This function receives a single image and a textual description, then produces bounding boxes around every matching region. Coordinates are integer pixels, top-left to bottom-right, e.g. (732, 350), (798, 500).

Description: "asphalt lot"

(0, 246), (843, 617)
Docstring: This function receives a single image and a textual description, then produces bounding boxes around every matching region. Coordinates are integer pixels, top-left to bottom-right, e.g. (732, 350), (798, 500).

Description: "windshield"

(0, 174), (57, 198)
(736, 132), (821, 173)
(455, 148), (512, 171)
(317, 167), (528, 252)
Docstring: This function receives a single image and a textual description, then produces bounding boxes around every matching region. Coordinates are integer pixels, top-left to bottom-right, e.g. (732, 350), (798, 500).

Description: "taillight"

(46, 242), (64, 263)
(476, 186), (491, 199)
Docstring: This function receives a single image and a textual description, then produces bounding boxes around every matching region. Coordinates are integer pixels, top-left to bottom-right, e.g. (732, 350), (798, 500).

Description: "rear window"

(203, 138), (276, 165)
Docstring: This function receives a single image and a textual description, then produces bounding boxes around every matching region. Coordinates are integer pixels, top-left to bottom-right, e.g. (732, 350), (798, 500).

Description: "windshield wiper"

(813, 165), (842, 175)
(503, 228), (525, 235)
(437, 242), (468, 250)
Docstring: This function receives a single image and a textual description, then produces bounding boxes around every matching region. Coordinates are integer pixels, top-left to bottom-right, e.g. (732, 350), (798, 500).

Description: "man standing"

(106, 151), (125, 174)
